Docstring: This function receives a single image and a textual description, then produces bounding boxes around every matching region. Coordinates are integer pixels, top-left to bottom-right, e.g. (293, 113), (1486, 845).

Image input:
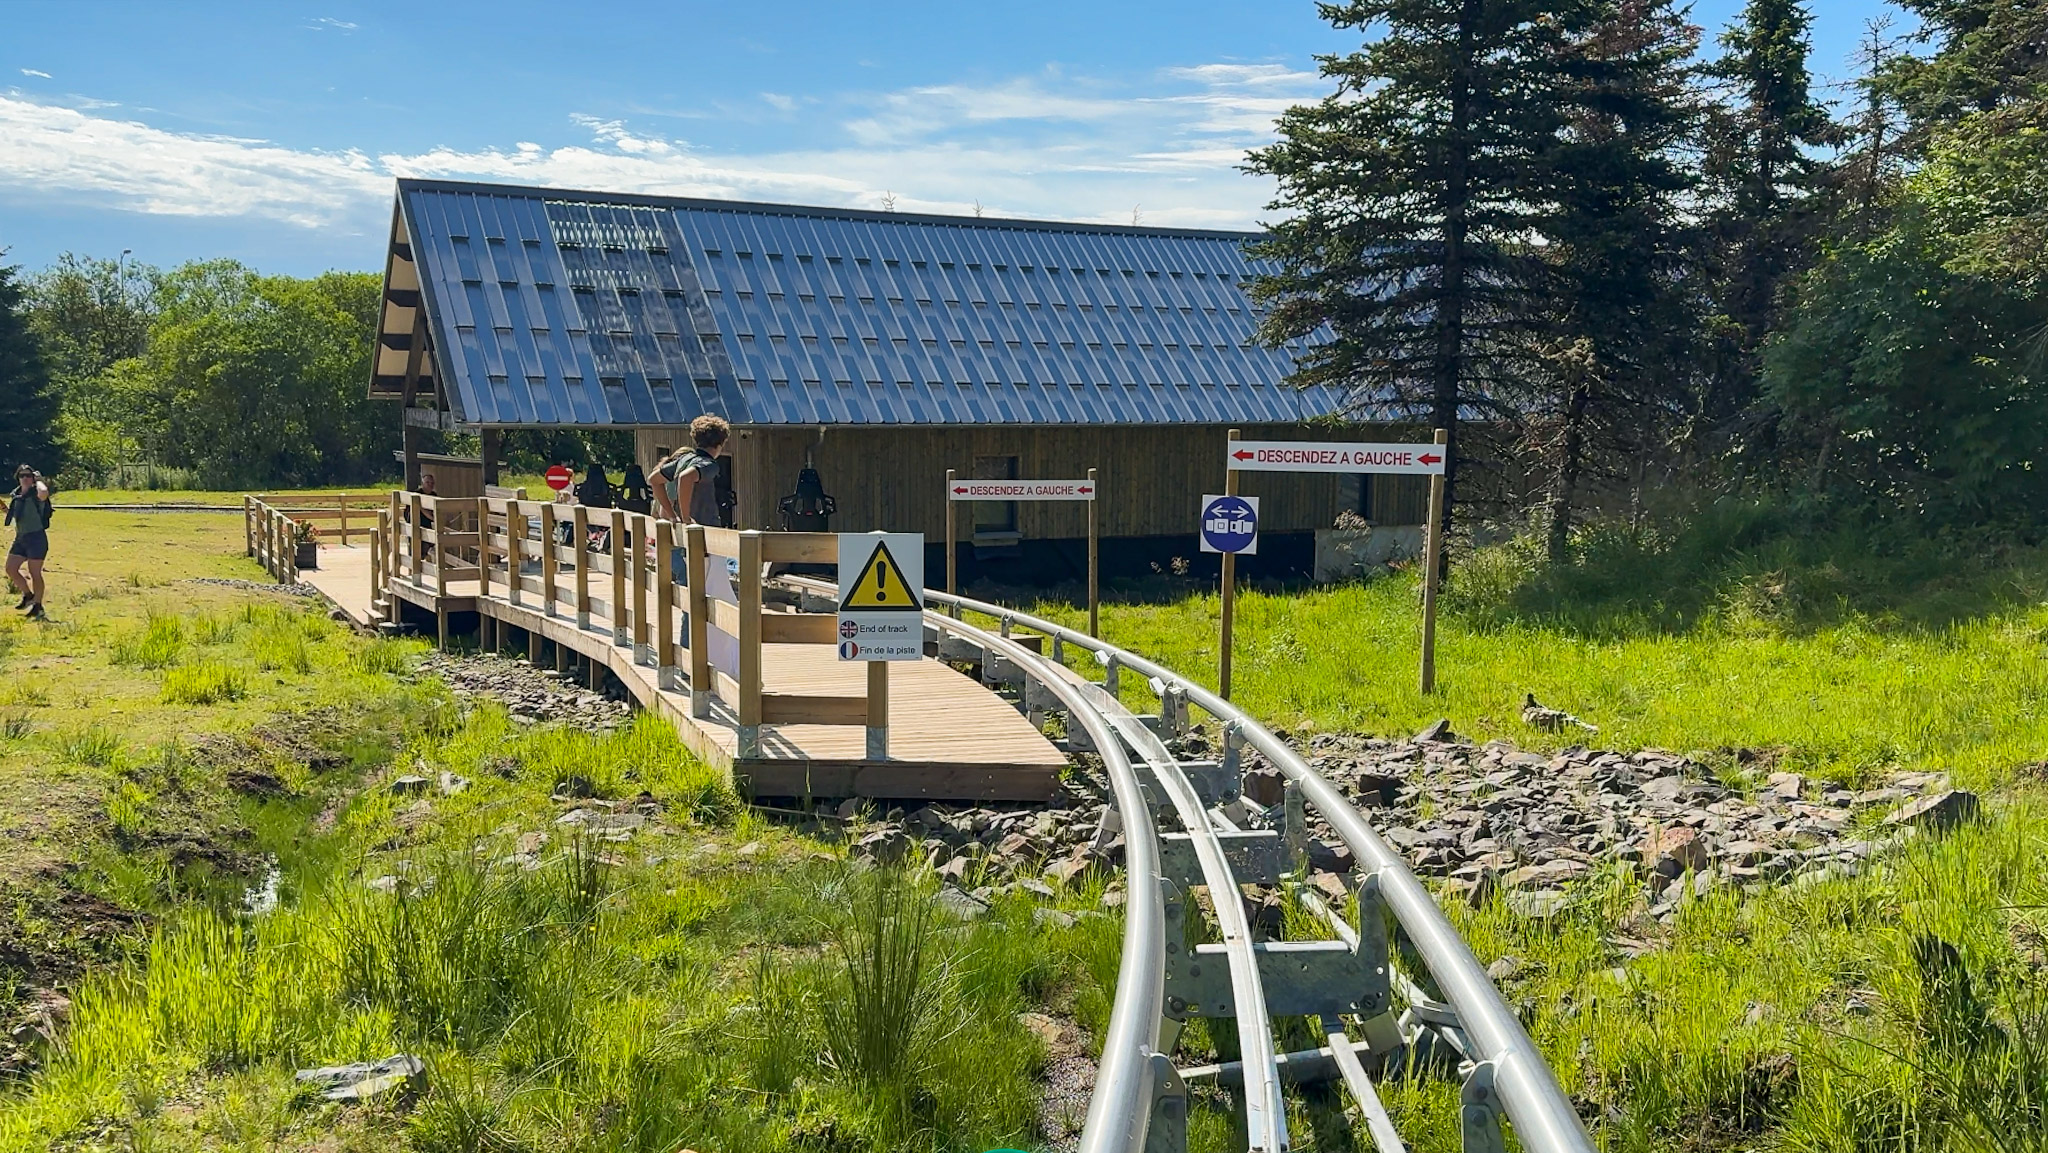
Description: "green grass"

(0, 706), (1115, 1153)
(989, 506), (2048, 1152)
(1010, 513), (2048, 789)
(161, 662), (247, 704)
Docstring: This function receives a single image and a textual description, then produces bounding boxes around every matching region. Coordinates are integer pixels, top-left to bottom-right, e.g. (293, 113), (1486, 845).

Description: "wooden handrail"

(358, 491), (890, 756)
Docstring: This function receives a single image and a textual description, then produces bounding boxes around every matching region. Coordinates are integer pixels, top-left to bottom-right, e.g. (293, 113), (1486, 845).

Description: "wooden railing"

(244, 495), (306, 582)
(247, 492), (389, 546)
(377, 495), (889, 758)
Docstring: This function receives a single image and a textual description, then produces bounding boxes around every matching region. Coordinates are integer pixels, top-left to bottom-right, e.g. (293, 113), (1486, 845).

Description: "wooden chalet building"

(369, 178), (1425, 577)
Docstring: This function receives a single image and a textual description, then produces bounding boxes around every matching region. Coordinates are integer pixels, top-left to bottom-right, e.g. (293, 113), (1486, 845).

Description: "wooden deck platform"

(293, 533), (1066, 801)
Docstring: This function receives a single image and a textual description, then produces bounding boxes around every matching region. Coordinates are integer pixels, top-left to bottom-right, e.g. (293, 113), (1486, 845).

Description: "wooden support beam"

(737, 531), (763, 757)
(761, 693), (870, 726)
(610, 509), (629, 646)
(655, 519), (677, 688)
(539, 503), (558, 618)
(632, 513), (650, 659)
(686, 524), (711, 717)
(573, 505), (591, 628)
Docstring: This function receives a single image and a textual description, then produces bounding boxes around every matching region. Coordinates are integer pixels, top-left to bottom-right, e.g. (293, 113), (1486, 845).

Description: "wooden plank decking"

(295, 536), (1066, 801)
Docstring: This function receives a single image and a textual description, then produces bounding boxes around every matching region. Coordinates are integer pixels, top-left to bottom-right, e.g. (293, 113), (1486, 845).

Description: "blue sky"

(3, 0), (1897, 277)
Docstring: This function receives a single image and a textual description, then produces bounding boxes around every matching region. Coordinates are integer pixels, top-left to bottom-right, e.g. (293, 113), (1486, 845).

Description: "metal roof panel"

(395, 179), (1343, 427)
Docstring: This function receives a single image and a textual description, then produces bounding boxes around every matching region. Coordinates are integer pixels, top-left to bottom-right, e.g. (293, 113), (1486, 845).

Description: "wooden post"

(338, 492), (350, 547)
(539, 503), (558, 617)
(655, 519), (677, 689)
(388, 491), (402, 588)
(1420, 427), (1449, 694)
(431, 497), (448, 647)
(370, 510), (385, 620)
(1087, 465), (1100, 639)
(737, 531), (763, 758)
(945, 467), (957, 615)
(244, 496), (255, 557)
(685, 524), (711, 717)
(1221, 428), (1240, 700)
(506, 504), (525, 607)
(409, 494), (425, 582)
(866, 661), (889, 761)
(476, 497), (491, 598)
(481, 428), (501, 486)
(610, 509), (628, 645)
(573, 505), (591, 628)
(632, 514), (650, 661)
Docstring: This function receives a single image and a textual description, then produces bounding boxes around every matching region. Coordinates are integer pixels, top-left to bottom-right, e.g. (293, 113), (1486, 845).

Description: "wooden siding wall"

(625, 425), (1425, 539)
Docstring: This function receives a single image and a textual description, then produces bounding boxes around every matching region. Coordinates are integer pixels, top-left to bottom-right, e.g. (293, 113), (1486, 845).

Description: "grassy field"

(991, 509), (2048, 1152)
(0, 512), (1121, 1153)
(3, 504), (2044, 1151)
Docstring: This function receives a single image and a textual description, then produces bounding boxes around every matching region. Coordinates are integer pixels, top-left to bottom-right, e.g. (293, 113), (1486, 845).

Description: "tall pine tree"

(1880, 0), (2048, 142)
(0, 260), (61, 474)
(1244, 0), (1573, 529)
(1535, 0), (1698, 559)
(1698, 0), (1842, 426)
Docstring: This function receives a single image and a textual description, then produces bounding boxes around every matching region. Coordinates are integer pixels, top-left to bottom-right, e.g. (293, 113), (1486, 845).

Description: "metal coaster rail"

(781, 574), (1598, 1153)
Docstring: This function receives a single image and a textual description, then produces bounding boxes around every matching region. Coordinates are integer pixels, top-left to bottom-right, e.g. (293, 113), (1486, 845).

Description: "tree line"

(1248, 0), (2048, 551)
(0, 257), (394, 489)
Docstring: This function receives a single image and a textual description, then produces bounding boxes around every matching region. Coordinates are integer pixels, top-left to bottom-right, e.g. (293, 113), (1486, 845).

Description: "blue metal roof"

(389, 179), (1341, 427)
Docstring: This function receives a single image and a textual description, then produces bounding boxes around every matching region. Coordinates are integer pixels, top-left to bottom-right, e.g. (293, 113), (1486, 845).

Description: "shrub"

(161, 662), (247, 705)
(110, 614), (184, 669)
(57, 725), (123, 767)
(820, 870), (939, 1090)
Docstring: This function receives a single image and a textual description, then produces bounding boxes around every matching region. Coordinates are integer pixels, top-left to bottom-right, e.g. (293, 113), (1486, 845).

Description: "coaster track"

(777, 575), (1598, 1153)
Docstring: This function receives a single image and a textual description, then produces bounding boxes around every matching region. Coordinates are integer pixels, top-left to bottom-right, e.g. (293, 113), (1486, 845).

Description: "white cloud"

(307, 17), (357, 32)
(19, 69), (51, 79)
(0, 60), (1330, 238)
(761, 92), (798, 112)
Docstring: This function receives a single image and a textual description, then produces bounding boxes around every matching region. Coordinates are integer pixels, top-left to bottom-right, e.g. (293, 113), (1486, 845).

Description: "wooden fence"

(244, 495), (307, 582)
(379, 494), (888, 758)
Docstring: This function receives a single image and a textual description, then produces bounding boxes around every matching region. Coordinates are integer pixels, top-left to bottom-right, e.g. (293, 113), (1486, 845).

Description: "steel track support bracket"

(1144, 1051), (1189, 1153)
(1284, 780), (1309, 875)
(1460, 1060), (1506, 1153)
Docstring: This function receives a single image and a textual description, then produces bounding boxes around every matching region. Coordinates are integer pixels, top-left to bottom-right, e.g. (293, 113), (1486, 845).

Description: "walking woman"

(6, 465), (52, 621)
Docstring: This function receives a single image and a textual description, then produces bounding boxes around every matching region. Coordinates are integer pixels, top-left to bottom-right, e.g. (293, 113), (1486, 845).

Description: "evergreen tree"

(1534, 0), (1699, 559)
(1697, 0), (1842, 426)
(1243, 0), (1574, 529)
(0, 260), (61, 474)
(1880, 0), (2048, 141)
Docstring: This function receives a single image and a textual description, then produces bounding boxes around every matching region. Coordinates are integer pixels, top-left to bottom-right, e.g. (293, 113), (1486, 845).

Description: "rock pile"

(846, 796), (1126, 909)
(417, 650), (633, 732)
(188, 576), (320, 598)
(1269, 726), (1975, 920)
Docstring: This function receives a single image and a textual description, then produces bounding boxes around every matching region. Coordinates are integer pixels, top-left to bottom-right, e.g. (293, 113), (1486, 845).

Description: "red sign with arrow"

(946, 479), (1096, 501)
(1225, 440), (1447, 476)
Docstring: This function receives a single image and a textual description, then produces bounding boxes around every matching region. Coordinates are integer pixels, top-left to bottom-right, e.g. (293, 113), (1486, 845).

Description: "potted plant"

(290, 520), (319, 570)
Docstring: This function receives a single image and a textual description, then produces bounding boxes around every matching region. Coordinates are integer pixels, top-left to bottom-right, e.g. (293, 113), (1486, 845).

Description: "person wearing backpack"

(6, 465), (53, 621)
(653, 415), (730, 583)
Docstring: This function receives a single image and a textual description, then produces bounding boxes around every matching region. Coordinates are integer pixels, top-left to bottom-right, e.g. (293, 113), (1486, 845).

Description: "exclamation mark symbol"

(875, 561), (888, 601)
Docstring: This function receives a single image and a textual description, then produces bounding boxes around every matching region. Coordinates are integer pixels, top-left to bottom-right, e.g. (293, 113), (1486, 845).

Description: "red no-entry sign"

(545, 465), (573, 491)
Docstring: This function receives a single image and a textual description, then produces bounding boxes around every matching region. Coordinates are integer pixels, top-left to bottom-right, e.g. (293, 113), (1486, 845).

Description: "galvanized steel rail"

(894, 584), (1597, 1153)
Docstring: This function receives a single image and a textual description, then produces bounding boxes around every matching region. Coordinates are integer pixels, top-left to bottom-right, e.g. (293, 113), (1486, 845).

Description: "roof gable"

(376, 178), (1340, 427)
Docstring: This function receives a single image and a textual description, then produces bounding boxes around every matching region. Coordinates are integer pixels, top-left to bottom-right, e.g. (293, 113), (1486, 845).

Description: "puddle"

(242, 856), (281, 916)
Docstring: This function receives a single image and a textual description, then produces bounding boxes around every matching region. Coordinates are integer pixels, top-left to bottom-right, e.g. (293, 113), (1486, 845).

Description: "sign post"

(837, 532), (926, 760)
(945, 472), (1100, 635)
(944, 469), (958, 616)
(544, 464), (573, 492)
(1223, 430), (1450, 696)
(1203, 429), (1261, 699)
(1418, 428), (1448, 694)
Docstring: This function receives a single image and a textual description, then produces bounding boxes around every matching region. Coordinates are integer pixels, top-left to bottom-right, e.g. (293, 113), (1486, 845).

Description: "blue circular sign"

(1201, 495), (1258, 554)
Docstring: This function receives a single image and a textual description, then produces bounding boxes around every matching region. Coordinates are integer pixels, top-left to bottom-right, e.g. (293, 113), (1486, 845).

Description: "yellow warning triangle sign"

(839, 540), (922, 611)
